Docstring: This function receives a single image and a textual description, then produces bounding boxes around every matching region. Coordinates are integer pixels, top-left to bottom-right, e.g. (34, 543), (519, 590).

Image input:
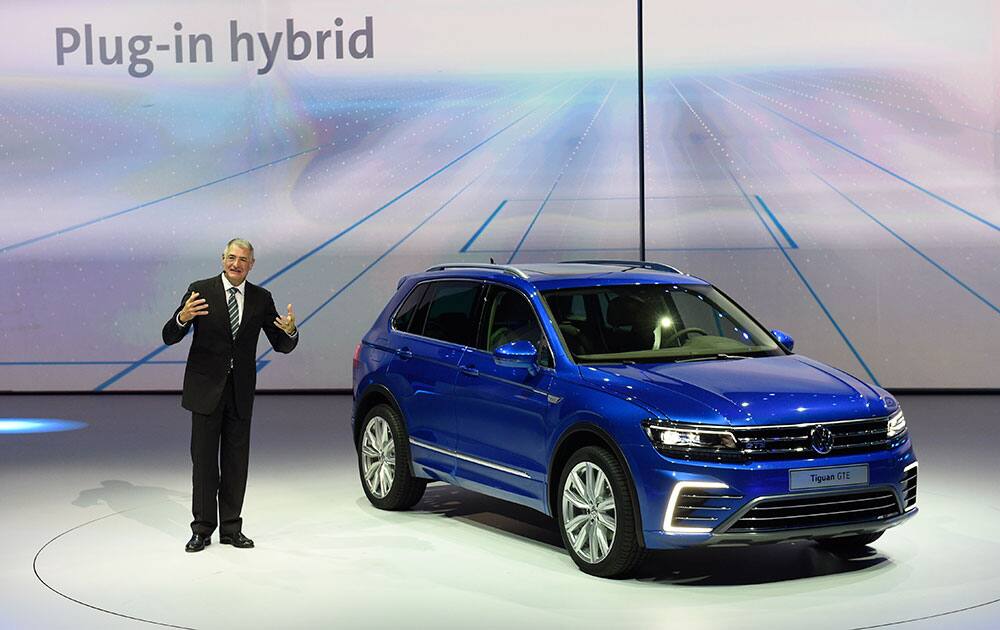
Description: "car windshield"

(542, 284), (784, 364)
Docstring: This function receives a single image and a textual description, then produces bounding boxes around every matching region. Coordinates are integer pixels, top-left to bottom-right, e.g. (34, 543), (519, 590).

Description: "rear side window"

(418, 281), (482, 346)
(392, 284), (428, 333)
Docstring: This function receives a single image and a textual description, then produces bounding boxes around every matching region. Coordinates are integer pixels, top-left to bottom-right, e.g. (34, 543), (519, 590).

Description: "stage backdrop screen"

(1, 0), (996, 390)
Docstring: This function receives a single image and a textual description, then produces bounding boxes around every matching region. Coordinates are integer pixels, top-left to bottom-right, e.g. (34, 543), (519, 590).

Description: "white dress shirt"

(177, 273), (296, 337)
(176, 274), (245, 328)
(221, 273), (246, 327)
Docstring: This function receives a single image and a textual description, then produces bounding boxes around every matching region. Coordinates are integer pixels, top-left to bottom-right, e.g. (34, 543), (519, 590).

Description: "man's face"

(222, 245), (254, 285)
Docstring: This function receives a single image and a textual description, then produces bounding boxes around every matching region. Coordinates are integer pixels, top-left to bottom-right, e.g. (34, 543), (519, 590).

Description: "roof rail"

(424, 263), (529, 279)
(560, 259), (684, 274)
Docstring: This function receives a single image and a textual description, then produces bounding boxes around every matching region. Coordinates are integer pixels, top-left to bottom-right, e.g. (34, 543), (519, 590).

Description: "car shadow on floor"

(414, 483), (889, 585)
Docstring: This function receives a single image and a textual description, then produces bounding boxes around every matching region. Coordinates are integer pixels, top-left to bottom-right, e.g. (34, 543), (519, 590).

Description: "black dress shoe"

(219, 532), (254, 548)
(185, 533), (211, 553)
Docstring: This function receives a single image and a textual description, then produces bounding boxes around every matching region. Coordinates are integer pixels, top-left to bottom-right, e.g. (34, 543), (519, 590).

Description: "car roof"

(410, 261), (710, 291)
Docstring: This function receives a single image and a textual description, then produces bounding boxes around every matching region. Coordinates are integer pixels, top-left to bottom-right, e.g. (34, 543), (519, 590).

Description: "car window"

(668, 290), (752, 346)
(543, 284), (782, 363)
(392, 283), (428, 333)
(418, 281), (481, 346)
(479, 286), (552, 367)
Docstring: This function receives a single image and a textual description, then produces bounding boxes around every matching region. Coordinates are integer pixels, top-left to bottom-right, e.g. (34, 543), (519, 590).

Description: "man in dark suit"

(162, 238), (299, 552)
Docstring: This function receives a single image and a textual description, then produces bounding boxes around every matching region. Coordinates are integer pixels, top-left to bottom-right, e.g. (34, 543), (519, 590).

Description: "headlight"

(887, 410), (907, 439)
(644, 421), (741, 460)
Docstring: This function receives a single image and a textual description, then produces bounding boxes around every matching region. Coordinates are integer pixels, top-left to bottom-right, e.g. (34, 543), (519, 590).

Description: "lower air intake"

(724, 489), (901, 533)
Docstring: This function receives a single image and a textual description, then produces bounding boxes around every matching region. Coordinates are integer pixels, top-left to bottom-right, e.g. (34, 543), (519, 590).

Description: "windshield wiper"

(675, 353), (750, 363)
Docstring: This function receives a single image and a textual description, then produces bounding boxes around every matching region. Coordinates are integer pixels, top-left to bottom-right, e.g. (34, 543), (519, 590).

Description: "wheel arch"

(548, 423), (646, 547)
(353, 384), (402, 449)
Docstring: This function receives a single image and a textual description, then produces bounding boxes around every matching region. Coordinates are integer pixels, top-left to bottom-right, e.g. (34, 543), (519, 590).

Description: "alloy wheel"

(361, 416), (396, 498)
(561, 461), (617, 564)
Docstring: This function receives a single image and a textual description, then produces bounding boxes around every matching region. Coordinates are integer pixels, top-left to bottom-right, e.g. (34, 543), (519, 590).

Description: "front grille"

(669, 486), (744, 530)
(724, 489), (901, 533)
(902, 465), (918, 510)
(734, 417), (906, 461)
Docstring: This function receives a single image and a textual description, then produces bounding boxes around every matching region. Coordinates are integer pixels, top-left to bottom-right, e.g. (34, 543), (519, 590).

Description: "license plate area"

(789, 464), (869, 491)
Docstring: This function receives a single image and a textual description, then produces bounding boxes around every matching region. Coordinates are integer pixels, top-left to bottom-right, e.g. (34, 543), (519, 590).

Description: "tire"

(816, 531), (883, 553)
(556, 446), (646, 578)
(358, 404), (427, 510)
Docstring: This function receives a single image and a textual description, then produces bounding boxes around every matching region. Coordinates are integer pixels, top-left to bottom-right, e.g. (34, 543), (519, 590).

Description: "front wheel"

(358, 404), (426, 510)
(556, 446), (646, 578)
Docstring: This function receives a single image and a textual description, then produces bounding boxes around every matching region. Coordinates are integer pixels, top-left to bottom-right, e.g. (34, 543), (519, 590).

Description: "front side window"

(542, 284), (782, 364)
(478, 286), (552, 367)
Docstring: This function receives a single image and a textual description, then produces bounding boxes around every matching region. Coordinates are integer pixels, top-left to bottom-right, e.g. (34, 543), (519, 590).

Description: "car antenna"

(490, 257), (495, 264)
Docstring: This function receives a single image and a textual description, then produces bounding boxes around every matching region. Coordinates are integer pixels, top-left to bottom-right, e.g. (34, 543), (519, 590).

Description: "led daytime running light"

(887, 410), (907, 438)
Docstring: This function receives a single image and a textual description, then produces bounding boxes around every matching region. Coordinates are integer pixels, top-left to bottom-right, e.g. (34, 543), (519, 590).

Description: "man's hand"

(178, 292), (209, 324)
(275, 304), (297, 335)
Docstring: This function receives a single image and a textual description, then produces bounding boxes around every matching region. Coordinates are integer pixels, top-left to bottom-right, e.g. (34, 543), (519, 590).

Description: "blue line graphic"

(671, 79), (788, 252)
(754, 195), (798, 249)
(94, 104), (540, 391)
(726, 168), (881, 385)
(460, 200), (508, 253)
(507, 175), (562, 264)
(744, 95), (1000, 233)
(813, 171), (1000, 317)
(0, 147), (320, 255)
(2, 83), (521, 255)
(260, 110), (536, 286)
(255, 174), (484, 368)
(1, 360), (186, 366)
(469, 246), (781, 254)
(93, 345), (175, 391)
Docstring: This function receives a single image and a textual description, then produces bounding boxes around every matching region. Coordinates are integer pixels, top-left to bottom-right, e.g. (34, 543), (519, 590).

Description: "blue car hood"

(581, 355), (889, 427)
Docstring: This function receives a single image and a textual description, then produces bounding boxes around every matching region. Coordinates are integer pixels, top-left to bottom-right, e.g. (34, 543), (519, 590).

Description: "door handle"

(460, 365), (480, 377)
(396, 348), (413, 360)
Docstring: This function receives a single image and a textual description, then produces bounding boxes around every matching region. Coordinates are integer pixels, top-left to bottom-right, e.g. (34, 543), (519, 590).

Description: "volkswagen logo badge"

(810, 425), (834, 454)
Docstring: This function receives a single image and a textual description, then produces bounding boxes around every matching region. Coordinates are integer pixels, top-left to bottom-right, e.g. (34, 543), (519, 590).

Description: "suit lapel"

(213, 276), (233, 341)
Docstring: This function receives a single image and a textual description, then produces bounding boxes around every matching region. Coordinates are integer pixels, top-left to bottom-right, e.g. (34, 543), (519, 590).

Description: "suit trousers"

(190, 373), (251, 536)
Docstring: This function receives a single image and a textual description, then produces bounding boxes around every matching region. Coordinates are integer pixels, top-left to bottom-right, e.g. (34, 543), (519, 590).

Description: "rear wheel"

(816, 531), (883, 553)
(358, 404), (426, 510)
(556, 446), (645, 578)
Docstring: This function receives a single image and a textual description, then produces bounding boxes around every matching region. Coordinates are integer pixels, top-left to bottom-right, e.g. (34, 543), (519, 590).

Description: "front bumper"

(626, 439), (918, 550)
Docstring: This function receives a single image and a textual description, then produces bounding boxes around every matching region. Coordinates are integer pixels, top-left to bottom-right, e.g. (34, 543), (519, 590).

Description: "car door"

(386, 280), (483, 479)
(452, 284), (553, 508)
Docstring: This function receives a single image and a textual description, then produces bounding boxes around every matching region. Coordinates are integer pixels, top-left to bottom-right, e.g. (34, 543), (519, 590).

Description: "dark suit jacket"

(162, 275), (298, 419)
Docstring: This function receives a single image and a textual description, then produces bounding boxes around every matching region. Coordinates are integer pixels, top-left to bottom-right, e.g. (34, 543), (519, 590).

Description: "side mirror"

(493, 340), (538, 370)
(771, 329), (795, 352)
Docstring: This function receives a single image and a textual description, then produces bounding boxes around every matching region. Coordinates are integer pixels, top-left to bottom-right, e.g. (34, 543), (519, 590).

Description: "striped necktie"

(227, 287), (240, 338)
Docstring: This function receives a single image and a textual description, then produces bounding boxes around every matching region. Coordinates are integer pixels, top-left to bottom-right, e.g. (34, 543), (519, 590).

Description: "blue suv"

(352, 261), (917, 578)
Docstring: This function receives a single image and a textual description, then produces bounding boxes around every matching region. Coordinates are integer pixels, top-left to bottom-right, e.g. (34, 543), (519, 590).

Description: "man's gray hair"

(224, 238), (254, 259)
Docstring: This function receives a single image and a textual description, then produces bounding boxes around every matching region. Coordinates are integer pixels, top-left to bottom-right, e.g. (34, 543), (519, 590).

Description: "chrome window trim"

(388, 279), (556, 367)
(409, 437), (532, 480)
(389, 279), (481, 349)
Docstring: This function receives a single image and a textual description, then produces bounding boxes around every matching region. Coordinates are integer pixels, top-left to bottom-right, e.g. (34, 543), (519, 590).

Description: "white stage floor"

(1, 394), (997, 629)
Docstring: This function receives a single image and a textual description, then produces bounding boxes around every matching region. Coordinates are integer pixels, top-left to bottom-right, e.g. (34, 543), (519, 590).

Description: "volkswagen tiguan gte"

(352, 261), (917, 578)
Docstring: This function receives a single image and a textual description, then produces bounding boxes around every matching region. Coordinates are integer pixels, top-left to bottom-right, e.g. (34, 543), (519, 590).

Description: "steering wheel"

(658, 327), (708, 348)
